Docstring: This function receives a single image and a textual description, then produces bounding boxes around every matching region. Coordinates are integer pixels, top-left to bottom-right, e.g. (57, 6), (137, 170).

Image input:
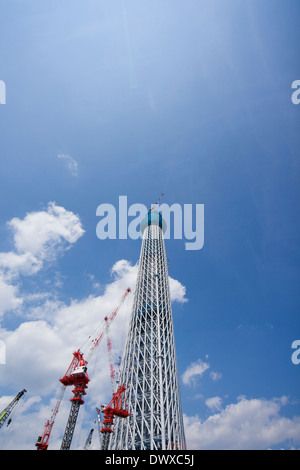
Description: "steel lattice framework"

(110, 210), (186, 450)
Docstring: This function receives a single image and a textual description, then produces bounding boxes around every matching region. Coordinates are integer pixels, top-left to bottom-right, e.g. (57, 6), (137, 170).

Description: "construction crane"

(0, 389), (27, 429)
(99, 318), (130, 450)
(83, 428), (94, 450)
(59, 350), (89, 450)
(150, 192), (164, 212)
(35, 287), (131, 451)
(59, 287), (131, 451)
(104, 315), (117, 391)
(35, 385), (66, 450)
(100, 385), (130, 450)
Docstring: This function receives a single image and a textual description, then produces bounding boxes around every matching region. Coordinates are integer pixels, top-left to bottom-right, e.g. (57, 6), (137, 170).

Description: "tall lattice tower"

(110, 210), (186, 450)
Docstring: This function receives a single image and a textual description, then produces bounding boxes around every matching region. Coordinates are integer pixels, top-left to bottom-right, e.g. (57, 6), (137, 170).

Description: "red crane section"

(35, 385), (65, 450)
(59, 350), (89, 389)
(59, 350), (90, 409)
(100, 385), (130, 450)
(105, 316), (116, 390)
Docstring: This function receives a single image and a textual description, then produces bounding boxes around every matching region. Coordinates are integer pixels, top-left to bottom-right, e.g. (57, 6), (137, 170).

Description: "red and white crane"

(150, 192), (164, 211)
(35, 287), (131, 451)
(35, 385), (66, 450)
(99, 315), (130, 450)
(100, 384), (130, 450)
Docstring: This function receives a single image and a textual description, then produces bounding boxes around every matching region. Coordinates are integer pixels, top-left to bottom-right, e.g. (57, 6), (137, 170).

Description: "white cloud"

(168, 276), (188, 303)
(24, 298), (64, 321)
(0, 273), (23, 315)
(58, 153), (78, 177)
(0, 202), (84, 277)
(184, 396), (300, 450)
(0, 203), (85, 317)
(205, 396), (223, 411)
(210, 371), (222, 381)
(182, 358), (210, 386)
(182, 357), (222, 388)
(7, 201), (84, 263)
(0, 251), (42, 276)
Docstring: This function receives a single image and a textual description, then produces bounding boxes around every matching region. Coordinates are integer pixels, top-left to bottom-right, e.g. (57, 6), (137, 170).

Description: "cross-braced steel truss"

(110, 211), (186, 450)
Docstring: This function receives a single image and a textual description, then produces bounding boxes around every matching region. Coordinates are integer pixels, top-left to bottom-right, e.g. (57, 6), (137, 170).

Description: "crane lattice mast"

(0, 389), (27, 429)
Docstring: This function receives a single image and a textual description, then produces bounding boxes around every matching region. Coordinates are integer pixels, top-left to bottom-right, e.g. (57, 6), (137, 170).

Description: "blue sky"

(0, 0), (299, 449)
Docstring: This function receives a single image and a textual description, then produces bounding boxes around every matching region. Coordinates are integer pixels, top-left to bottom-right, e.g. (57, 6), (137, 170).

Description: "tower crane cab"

(72, 365), (88, 379)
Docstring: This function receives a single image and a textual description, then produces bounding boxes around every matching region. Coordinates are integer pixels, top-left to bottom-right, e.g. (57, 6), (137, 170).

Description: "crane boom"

(86, 287), (131, 361)
(150, 192), (164, 211)
(84, 428), (94, 450)
(105, 316), (116, 391)
(35, 385), (66, 450)
(0, 389), (27, 429)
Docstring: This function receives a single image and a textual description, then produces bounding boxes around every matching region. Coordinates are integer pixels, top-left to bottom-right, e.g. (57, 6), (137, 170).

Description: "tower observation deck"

(110, 210), (186, 450)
